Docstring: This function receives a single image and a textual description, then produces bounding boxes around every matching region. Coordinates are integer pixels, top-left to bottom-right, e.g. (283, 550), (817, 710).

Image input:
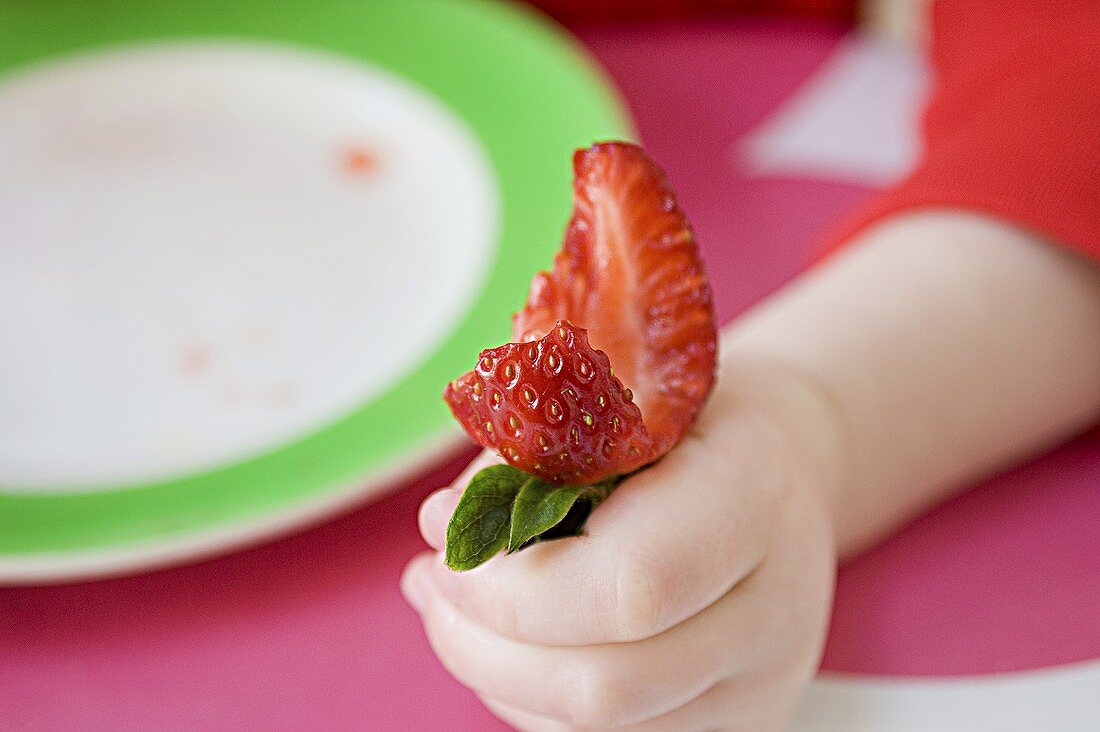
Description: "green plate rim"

(0, 0), (632, 561)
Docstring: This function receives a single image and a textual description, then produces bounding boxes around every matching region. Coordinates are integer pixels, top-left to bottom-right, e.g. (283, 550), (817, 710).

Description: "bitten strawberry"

(513, 142), (716, 457)
(445, 320), (655, 484)
(445, 142), (716, 483)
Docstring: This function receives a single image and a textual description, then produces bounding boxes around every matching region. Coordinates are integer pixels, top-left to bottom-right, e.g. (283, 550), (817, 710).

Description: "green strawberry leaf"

(445, 465), (621, 571)
(509, 478), (618, 552)
(445, 465), (527, 571)
(507, 482), (584, 554)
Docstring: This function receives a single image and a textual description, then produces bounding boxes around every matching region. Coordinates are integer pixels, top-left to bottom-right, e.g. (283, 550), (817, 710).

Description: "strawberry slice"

(445, 142), (716, 483)
(445, 321), (656, 483)
(513, 142), (716, 457)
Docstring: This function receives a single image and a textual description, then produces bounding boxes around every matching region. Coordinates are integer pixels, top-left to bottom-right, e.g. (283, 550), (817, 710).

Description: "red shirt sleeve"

(822, 0), (1100, 264)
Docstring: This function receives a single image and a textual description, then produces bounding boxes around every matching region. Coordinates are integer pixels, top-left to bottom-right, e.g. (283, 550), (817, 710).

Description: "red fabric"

(526, 0), (854, 23)
(824, 0), (1100, 264)
(530, 0), (1100, 264)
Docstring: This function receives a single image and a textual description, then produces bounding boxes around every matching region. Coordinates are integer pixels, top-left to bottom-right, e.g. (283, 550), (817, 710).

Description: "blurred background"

(1, 1), (1097, 730)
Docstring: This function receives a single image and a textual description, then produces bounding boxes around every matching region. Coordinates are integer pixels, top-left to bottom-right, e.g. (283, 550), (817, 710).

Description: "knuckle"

(570, 661), (638, 729)
(609, 549), (677, 641)
(472, 576), (522, 638)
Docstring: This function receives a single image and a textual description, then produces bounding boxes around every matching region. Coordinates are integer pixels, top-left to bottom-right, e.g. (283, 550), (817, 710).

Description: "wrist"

(712, 335), (854, 557)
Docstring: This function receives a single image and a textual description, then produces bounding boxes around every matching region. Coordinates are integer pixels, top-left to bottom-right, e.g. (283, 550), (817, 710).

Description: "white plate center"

(0, 43), (498, 492)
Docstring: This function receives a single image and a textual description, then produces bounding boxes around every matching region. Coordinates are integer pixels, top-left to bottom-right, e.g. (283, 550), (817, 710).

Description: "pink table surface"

(3, 16), (1099, 732)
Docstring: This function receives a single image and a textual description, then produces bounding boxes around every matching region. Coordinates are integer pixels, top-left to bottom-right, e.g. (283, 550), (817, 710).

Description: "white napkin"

(737, 34), (930, 187)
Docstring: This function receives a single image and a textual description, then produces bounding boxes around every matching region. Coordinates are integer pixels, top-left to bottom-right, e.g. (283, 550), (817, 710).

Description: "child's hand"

(402, 211), (1100, 729)
(402, 370), (839, 731)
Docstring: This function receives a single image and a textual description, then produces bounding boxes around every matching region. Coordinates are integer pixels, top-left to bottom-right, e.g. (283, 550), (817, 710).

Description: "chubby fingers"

(415, 411), (788, 646)
(480, 676), (800, 732)
(402, 551), (740, 729)
(479, 680), (753, 732)
(402, 514), (828, 732)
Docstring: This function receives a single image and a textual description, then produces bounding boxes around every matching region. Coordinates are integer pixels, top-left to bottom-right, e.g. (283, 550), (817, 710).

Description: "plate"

(0, 0), (631, 583)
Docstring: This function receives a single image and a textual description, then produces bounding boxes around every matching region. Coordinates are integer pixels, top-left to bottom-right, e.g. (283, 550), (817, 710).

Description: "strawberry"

(445, 141), (716, 484)
(445, 320), (656, 483)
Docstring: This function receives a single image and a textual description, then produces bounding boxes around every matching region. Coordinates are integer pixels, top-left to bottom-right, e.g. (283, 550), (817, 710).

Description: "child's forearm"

(722, 210), (1100, 558)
